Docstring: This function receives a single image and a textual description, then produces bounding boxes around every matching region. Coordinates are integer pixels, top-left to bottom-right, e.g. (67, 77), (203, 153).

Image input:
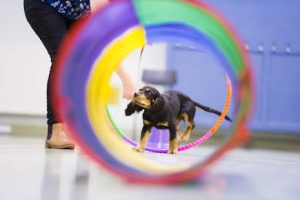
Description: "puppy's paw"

(168, 148), (178, 154)
(132, 147), (144, 153)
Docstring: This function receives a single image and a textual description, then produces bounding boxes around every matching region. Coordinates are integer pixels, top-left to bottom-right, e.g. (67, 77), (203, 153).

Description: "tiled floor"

(0, 135), (300, 200)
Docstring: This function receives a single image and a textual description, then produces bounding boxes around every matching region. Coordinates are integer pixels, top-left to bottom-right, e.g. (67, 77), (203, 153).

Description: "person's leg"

(24, 0), (74, 148)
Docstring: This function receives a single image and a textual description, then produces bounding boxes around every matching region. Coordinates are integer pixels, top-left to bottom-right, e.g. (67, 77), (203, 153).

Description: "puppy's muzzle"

(133, 93), (151, 109)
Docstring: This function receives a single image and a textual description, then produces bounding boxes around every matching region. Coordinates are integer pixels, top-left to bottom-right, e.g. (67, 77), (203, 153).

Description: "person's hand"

(90, 0), (109, 12)
(116, 66), (136, 101)
(121, 76), (136, 101)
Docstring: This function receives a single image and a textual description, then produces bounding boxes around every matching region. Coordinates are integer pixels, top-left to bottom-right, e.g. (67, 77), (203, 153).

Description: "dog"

(125, 86), (232, 154)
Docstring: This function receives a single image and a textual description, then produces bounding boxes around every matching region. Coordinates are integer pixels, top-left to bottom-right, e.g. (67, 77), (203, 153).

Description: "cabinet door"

(266, 55), (300, 131)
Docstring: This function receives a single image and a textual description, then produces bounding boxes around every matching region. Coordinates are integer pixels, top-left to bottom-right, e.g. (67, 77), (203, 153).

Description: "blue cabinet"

(266, 54), (300, 131)
(167, 44), (231, 127)
(166, 0), (300, 133)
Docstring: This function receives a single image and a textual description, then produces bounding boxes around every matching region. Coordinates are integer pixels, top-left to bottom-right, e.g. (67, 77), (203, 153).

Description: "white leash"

(136, 46), (145, 91)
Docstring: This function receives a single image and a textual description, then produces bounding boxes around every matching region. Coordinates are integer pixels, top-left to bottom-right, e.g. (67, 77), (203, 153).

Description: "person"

(24, 0), (135, 149)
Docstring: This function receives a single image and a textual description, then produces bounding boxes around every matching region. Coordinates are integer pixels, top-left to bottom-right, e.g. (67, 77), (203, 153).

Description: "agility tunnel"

(53, 0), (253, 184)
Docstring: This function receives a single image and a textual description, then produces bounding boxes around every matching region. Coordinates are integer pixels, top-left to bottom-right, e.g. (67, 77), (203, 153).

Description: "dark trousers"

(24, 0), (75, 138)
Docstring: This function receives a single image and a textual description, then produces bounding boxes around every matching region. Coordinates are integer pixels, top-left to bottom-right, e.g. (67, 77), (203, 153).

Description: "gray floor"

(0, 135), (300, 200)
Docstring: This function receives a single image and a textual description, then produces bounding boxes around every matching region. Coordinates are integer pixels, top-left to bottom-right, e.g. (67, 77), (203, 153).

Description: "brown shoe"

(46, 123), (75, 149)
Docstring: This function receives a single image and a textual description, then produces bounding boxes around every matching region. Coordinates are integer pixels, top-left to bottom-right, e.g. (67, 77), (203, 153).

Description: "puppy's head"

(133, 86), (160, 109)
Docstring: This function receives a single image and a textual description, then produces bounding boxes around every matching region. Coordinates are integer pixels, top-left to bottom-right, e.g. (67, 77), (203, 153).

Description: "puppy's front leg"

(168, 124), (178, 154)
(133, 126), (151, 153)
(176, 119), (183, 141)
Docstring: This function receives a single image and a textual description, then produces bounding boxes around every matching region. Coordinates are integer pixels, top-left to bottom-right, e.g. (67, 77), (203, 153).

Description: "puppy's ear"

(152, 96), (164, 110)
(125, 101), (136, 116)
(125, 101), (143, 116)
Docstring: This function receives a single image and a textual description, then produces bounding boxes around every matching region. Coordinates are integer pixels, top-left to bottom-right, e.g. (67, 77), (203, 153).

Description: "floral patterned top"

(42, 0), (91, 20)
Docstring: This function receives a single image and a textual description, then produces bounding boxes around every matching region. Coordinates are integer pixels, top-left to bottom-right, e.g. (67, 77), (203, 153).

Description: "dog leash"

(136, 46), (145, 91)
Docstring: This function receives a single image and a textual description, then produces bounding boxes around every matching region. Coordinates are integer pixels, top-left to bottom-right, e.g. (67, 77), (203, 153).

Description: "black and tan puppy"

(125, 86), (231, 154)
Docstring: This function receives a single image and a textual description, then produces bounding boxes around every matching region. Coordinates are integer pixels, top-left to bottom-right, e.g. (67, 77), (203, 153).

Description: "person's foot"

(45, 123), (75, 149)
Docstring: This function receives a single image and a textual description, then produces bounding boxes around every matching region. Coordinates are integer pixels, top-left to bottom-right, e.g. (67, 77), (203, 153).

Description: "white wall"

(0, 1), (167, 113)
(0, 1), (167, 130)
(0, 1), (49, 115)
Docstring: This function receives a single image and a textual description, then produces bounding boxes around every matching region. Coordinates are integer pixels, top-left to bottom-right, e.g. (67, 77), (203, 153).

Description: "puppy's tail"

(193, 101), (232, 122)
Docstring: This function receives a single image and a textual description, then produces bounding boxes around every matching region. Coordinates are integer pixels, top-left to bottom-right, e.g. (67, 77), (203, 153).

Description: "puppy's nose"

(134, 92), (138, 97)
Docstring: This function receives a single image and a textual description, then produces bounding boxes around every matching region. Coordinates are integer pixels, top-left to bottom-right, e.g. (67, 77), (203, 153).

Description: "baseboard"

(0, 113), (46, 137)
(189, 128), (300, 152)
(1, 113), (300, 151)
(0, 113), (46, 126)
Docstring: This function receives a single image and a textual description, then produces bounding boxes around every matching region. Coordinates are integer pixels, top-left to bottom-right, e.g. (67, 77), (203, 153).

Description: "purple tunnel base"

(146, 128), (170, 149)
